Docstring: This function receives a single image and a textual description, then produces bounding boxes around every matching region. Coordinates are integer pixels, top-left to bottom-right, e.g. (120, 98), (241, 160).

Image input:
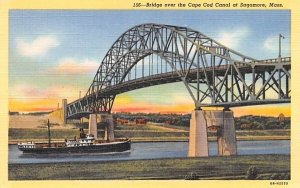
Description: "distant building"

(164, 120), (172, 125)
(278, 113), (285, 121)
(135, 119), (147, 125)
(9, 111), (19, 115)
(117, 118), (129, 125)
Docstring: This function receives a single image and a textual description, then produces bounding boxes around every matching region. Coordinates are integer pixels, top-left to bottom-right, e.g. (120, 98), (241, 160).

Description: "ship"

(17, 120), (131, 154)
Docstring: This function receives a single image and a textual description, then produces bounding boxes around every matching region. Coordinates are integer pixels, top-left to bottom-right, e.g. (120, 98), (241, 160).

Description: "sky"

(9, 10), (291, 116)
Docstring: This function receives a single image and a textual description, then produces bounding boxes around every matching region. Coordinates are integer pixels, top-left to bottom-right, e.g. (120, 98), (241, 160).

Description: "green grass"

(115, 130), (189, 138)
(115, 124), (160, 131)
(151, 123), (190, 131)
(9, 127), (290, 143)
(9, 128), (79, 140)
(236, 130), (290, 136)
(8, 154), (290, 180)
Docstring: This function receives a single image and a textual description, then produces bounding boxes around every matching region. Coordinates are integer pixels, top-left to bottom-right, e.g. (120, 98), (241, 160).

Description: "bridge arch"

(66, 23), (290, 118)
(88, 23), (255, 92)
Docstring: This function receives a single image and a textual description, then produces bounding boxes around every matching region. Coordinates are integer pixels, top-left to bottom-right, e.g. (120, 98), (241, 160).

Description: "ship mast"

(47, 119), (51, 147)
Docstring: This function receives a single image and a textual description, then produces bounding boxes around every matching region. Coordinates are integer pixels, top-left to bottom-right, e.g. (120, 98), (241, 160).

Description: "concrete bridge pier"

(188, 110), (209, 157)
(88, 114), (98, 139)
(88, 114), (115, 141)
(188, 109), (237, 157)
(216, 110), (237, 156)
(99, 114), (115, 141)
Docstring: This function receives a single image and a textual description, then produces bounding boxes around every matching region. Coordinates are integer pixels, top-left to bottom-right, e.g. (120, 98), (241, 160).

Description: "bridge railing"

(251, 57), (291, 64)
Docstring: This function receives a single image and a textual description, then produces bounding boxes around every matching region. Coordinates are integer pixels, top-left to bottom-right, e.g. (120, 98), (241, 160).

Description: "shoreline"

(8, 135), (290, 144)
(8, 154), (290, 180)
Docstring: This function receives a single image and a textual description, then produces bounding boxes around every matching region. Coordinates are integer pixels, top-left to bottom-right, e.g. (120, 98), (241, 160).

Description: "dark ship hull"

(18, 140), (131, 154)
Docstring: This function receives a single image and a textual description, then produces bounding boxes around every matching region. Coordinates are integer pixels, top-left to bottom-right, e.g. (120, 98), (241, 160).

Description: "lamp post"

(278, 34), (285, 99)
(279, 34), (285, 58)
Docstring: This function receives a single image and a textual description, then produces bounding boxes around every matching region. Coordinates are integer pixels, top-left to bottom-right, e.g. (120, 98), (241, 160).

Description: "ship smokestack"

(47, 119), (51, 147)
(79, 128), (86, 138)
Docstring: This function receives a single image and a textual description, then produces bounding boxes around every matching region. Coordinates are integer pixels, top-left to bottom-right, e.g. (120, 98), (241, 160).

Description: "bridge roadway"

(66, 57), (290, 119)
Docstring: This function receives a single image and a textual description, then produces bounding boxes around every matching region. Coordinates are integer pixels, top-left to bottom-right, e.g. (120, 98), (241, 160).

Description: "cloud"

(51, 58), (99, 75)
(16, 36), (59, 58)
(216, 27), (250, 49)
(263, 35), (278, 51)
(9, 83), (84, 102)
(10, 83), (47, 100)
(262, 35), (290, 57)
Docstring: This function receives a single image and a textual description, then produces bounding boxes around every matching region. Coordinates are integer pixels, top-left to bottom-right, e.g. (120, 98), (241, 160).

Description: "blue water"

(8, 140), (290, 164)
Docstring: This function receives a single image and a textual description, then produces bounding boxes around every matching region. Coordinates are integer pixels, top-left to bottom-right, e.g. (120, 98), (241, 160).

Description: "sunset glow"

(9, 95), (290, 117)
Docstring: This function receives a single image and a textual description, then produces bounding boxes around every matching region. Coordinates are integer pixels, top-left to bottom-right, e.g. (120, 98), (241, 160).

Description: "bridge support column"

(188, 110), (237, 157)
(106, 117), (115, 141)
(62, 99), (67, 125)
(205, 110), (237, 156)
(89, 114), (98, 139)
(216, 110), (237, 156)
(100, 114), (115, 141)
(188, 110), (209, 157)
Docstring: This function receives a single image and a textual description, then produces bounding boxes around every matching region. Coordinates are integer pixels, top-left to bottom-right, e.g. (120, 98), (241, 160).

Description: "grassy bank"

(8, 127), (290, 144)
(8, 154), (290, 180)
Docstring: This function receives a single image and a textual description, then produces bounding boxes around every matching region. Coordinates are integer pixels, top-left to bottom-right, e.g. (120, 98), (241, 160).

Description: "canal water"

(8, 140), (290, 164)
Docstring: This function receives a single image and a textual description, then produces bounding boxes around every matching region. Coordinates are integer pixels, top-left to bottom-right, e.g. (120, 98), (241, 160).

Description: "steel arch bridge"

(66, 23), (291, 119)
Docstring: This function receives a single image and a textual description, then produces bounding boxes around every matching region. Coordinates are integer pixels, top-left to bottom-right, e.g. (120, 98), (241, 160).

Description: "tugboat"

(17, 120), (131, 154)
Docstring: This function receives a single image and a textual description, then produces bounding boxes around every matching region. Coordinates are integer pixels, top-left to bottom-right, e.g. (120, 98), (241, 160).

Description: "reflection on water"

(9, 140), (290, 164)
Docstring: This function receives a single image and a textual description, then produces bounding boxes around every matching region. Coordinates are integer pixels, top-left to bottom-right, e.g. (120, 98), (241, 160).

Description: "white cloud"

(16, 36), (59, 58)
(263, 35), (278, 51)
(262, 35), (290, 56)
(217, 27), (250, 49)
(51, 58), (99, 75)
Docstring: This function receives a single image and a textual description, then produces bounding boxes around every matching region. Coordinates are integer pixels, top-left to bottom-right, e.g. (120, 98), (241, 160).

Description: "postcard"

(0, 0), (299, 187)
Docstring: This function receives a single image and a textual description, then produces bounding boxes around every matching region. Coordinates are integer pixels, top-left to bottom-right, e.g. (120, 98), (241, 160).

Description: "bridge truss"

(66, 23), (290, 119)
